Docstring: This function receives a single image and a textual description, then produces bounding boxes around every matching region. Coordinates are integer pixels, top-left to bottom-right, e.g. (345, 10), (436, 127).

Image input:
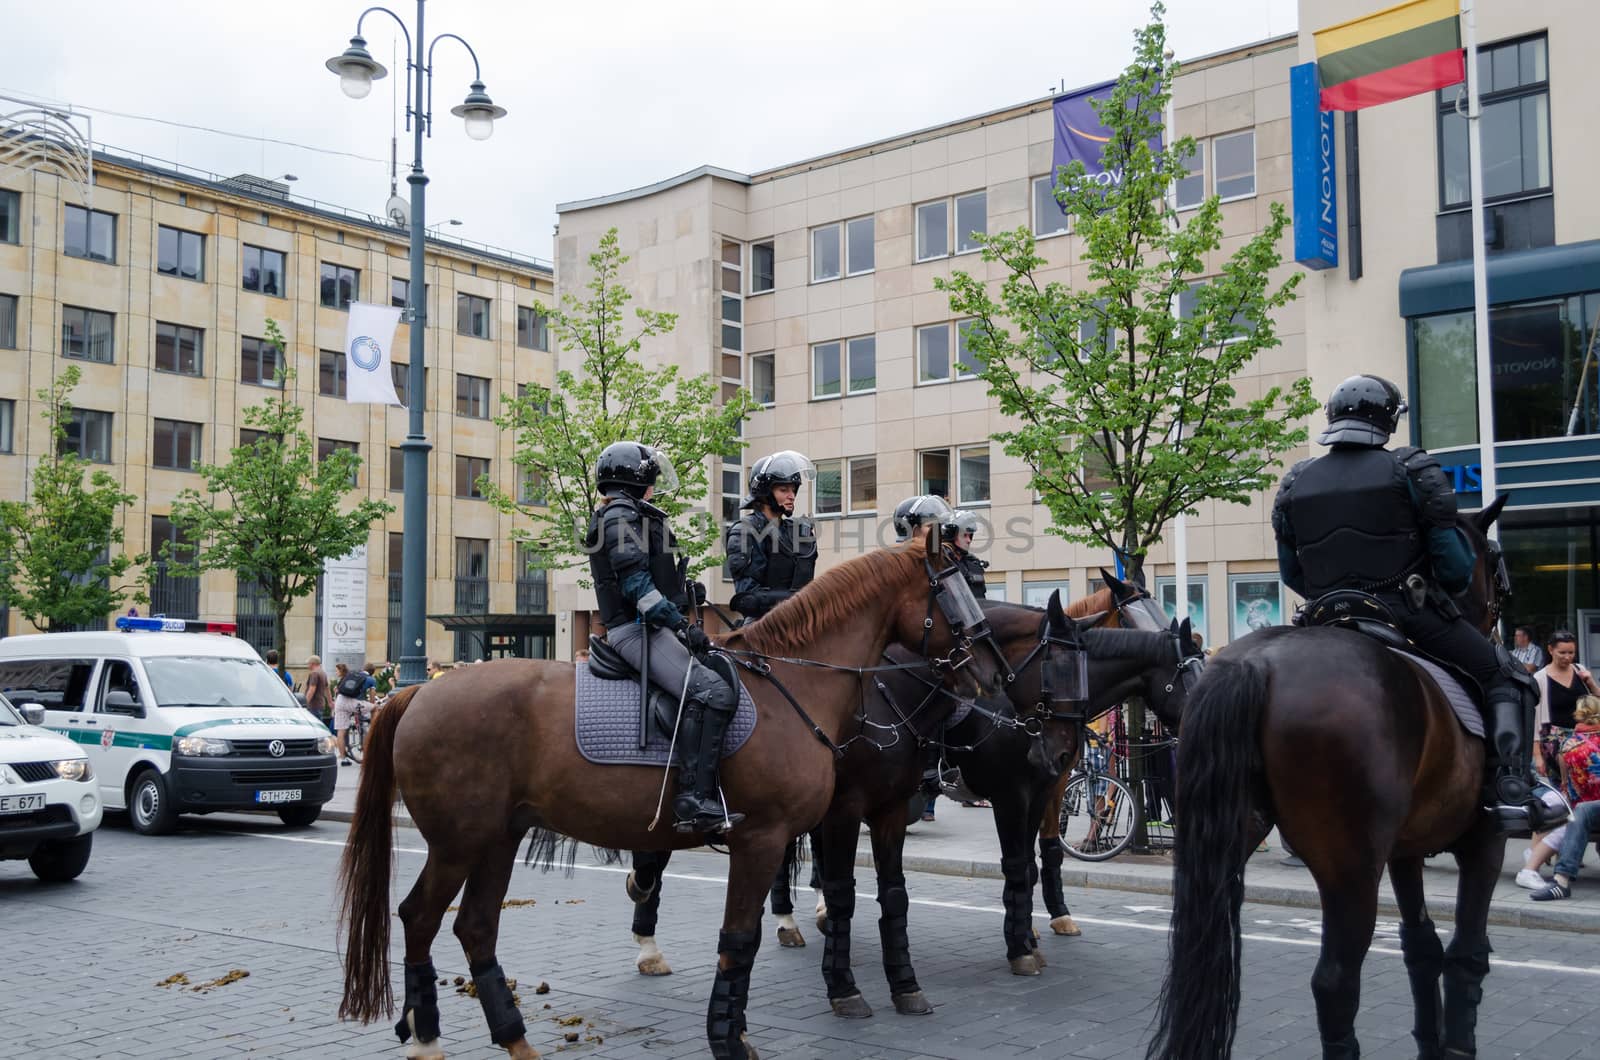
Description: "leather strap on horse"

(733, 655), (846, 759)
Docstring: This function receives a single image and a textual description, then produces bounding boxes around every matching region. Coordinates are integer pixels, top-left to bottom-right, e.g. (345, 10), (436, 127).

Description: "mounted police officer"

(586, 441), (742, 834)
(725, 451), (818, 624)
(1272, 375), (1565, 834)
(892, 494), (954, 545)
(939, 508), (988, 599)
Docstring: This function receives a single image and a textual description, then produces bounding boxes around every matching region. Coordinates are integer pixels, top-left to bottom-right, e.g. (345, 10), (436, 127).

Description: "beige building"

(0, 150), (556, 666)
(554, 34), (1304, 652)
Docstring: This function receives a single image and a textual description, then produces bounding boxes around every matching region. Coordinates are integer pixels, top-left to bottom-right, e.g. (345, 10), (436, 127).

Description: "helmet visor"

(643, 445), (679, 495)
(752, 450), (816, 486)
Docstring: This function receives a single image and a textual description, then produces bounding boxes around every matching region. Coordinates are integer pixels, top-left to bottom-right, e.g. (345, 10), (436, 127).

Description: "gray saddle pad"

(574, 664), (757, 766)
(1389, 648), (1483, 739)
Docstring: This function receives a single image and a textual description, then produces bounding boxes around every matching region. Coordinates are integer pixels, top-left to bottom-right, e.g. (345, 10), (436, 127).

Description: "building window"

(60, 409), (112, 462)
(517, 305), (549, 350)
(1438, 34), (1550, 210)
(812, 341), (842, 399)
(749, 352), (775, 407)
(812, 224), (841, 283)
(917, 323), (952, 384)
(61, 306), (114, 363)
(1032, 176), (1070, 237)
(721, 240), (743, 352)
(0, 293), (17, 348)
(1212, 130), (1256, 201)
(454, 537), (490, 613)
(918, 448), (950, 500)
(520, 466), (547, 506)
(1079, 298), (1116, 357)
(848, 456), (877, 515)
(516, 546), (548, 614)
(956, 320), (983, 378)
(391, 276), (410, 309)
(456, 293), (491, 338)
(240, 335), (284, 387)
(389, 446), (404, 491)
(156, 225), (204, 281)
(0, 398), (13, 453)
(455, 455), (490, 499)
(846, 335), (876, 393)
(387, 532), (404, 663)
(750, 240), (775, 294)
(811, 335), (876, 399)
(63, 205), (115, 262)
(916, 200), (950, 261)
(0, 189), (18, 244)
(1177, 282), (1250, 342)
(918, 445), (990, 505)
(815, 458), (843, 516)
(392, 362), (411, 407)
(239, 428), (279, 450)
(236, 576), (274, 657)
(846, 216), (875, 275)
(320, 262), (359, 309)
(148, 515), (198, 620)
(455, 373), (490, 418)
(955, 191), (987, 253)
(319, 349), (347, 397)
(242, 244), (285, 296)
(154, 322), (203, 376)
(316, 438), (359, 486)
(152, 418), (201, 471)
(1174, 141), (1206, 210)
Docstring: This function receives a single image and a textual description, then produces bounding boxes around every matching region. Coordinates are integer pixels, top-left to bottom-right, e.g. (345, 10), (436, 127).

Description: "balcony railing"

(515, 577), (548, 614)
(454, 577), (489, 614)
(150, 569), (199, 620)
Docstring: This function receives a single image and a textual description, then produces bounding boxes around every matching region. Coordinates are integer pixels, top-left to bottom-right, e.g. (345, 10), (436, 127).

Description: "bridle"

(1481, 535), (1510, 632)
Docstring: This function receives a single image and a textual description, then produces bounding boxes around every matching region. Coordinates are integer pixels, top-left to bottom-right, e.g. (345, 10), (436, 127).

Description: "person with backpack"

(332, 662), (370, 765)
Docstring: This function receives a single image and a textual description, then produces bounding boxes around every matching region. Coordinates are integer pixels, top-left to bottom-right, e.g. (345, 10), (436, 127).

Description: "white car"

(0, 690), (101, 881)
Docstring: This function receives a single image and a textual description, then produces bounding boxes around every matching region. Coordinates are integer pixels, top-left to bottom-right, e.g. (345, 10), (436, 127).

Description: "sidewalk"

(320, 763), (1600, 934)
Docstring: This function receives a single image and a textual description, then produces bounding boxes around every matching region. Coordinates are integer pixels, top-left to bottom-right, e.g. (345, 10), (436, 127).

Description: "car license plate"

(0, 793), (46, 814)
(255, 789), (302, 805)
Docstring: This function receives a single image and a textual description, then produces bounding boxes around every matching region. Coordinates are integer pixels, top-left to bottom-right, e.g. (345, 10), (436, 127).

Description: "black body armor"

(726, 511), (818, 620)
(953, 550), (988, 599)
(586, 494), (688, 629)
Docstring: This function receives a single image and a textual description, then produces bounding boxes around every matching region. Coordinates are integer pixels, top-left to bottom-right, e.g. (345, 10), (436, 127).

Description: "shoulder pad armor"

(743, 511), (770, 532)
(1394, 447), (1456, 528)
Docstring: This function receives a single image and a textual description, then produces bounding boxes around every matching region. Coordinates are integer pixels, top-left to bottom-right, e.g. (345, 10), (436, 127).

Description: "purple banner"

(1051, 80), (1161, 188)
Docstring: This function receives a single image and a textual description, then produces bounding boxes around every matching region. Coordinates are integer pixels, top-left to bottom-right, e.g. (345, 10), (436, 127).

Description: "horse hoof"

(1050, 915), (1081, 936)
(1008, 955), (1041, 976)
(891, 990), (933, 1015)
(776, 926), (806, 948)
(625, 871), (655, 904)
(815, 907), (828, 932)
(636, 954), (673, 976)
(739, 1032), (760, 1060)
(1029, 946), (1047, 969)
(506, 1041), (542, 1060)
(405, 1039), (446, 1058)
(830, 993), (873, 1019)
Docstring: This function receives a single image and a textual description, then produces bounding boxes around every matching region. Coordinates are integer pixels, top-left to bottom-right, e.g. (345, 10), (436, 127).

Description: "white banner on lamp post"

(343, 302), (403, 405)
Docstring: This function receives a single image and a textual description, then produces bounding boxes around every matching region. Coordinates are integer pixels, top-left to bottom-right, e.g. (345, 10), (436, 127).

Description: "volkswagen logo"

(268, 739), (286, 758)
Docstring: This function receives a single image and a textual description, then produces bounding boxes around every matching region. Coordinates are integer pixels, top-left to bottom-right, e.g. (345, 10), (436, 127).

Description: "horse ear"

(1099, 567), (1128, 597)
(1046, 588), (1066, 626)
(1475, 494), (1510, 534)
(1179, 617), (1193, 641)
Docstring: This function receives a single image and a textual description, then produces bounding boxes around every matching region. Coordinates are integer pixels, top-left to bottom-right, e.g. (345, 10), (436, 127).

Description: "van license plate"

(0, 793), (46, 814)
(255, 789), (302, 805)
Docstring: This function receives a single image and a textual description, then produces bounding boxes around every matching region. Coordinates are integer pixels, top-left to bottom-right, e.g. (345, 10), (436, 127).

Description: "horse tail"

(1147, 655), (1268, 1060)
(337, 682), (421, 1023)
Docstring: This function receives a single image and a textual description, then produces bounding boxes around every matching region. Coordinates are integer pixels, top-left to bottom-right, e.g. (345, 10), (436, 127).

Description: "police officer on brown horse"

(939, 508), (988, 599)
(1272, 375), (1566, 834)
(586, 441), (742, 834)
(725, 451), (818, 624)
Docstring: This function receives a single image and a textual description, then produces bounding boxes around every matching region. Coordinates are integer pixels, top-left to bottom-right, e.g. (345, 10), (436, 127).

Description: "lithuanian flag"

(1314, 0), (1465, 111)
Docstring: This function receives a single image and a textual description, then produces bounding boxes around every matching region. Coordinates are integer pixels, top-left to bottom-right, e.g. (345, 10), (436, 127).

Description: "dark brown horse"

(336, 533), (1007, 1060)
(1149, 500), (1511, 1059)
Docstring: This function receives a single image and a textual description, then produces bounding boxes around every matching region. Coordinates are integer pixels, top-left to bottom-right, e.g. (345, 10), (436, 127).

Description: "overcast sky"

(5, 0), (1299, 262)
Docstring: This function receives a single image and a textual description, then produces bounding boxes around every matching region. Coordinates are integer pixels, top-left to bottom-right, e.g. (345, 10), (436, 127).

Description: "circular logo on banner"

(350, 336), (383, 372)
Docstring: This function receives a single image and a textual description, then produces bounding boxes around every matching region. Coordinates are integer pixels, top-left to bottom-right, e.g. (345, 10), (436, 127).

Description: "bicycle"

(343, 698), (379, 764)
(1058, 727), (1178, 861)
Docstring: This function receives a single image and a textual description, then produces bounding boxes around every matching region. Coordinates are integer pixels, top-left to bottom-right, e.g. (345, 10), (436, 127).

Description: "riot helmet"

(893, 494), (954, 542)
(595, 441), (678, 499)
(940, 508), (982, 546)
(1318, 375), (1407, 447)
(744, 450), (816, 514)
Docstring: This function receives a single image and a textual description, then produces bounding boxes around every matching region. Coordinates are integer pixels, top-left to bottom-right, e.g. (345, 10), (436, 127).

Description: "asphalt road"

(2, 812), (1594, 1059)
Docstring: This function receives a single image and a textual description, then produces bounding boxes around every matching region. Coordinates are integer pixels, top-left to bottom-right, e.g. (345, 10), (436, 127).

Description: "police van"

(0, 689), (101, 880)
(0, 618), (338, 835)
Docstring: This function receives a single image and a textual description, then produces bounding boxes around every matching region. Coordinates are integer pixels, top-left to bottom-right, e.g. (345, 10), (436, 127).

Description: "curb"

(319, 808), (1600, 935)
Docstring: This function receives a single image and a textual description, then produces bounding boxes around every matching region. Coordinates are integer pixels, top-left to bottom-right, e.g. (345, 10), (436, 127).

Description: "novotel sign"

(1290, 63), (1338, 271)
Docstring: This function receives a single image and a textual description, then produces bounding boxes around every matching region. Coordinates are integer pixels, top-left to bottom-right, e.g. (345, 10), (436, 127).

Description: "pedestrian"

(1533, 631), (1599, 779)
(1511, 625), (1547, 673)
(427, 658), (443, 680)
(1529, 695), (1600, 901)
(303, 654), (333, 727)
(265, 648), (293, 689)
(333, 661), (370, 765)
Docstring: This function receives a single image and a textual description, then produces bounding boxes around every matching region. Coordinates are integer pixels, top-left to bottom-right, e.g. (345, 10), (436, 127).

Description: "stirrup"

(673, 809), (745, 835)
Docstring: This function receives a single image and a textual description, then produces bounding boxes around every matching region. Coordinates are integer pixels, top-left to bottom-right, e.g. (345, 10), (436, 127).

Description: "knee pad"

(877, 883), (909, 919)
(394, 960), (440, 1044)
(688, 662), (737, 713)
(469, 959), (526, 1047)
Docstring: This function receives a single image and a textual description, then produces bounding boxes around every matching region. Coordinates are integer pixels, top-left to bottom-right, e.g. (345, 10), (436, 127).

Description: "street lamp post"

(326, 1), (505, 687)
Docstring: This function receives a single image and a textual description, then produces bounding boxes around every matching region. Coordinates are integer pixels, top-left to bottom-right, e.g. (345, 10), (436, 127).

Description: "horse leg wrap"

(820, 879), (859, 999)
(630, 852), (666, 937)
(768, 844), (796, 916)
(876, 880), (919, 997)
(707, 929), (760, 1056)
(1399, 919), (1445, 1052)
(1038, 836), (1070, 919)
(393, 960), (440, 1044)
(1000, 856), (1035, 960)
(1441, 938), (1491, 1056)
(469, 959), (526, 1047)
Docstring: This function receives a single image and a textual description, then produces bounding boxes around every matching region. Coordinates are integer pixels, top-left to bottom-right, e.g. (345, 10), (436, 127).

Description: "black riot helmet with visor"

(893, 494), (954, 542)
(1317, 374), (1408, 447)
(744, 450), (816, 513)
(940, 507), (982, 547)
(595, 441), (679, 499)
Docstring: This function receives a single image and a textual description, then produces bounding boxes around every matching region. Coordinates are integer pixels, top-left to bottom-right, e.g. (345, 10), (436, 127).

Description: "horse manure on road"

(157, 973), (190, 988)
(535, 981), (550, 994)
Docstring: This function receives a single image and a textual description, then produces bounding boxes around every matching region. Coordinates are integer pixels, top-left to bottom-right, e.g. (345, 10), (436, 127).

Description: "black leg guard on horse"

(630, 850), (667, 938)
(1441, 938), (1491, 1057)
(876, 878), (920, 998)
(393, 960), (440, 1044)
(1000, 855), (1036, 961)
(708, 929), (760, 1060)
(469, 958), (526, 1047)
(820, 879), (860, 1000)
(1039, 835), (1070, 920)
(768, 841), (796, 916)
(1400, 918), (1446, 1057)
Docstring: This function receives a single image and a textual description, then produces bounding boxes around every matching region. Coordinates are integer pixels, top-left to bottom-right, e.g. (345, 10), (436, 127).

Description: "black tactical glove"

(684, 624), (711, 655)
(690, 581), (708, 606)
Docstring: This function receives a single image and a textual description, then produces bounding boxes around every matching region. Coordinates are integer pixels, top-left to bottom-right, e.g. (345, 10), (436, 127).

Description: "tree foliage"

(938, 3), (1317, 581)
(486, 227), (756, 579)
(165, 319), (393, 659)
(0, 365), (146, 630)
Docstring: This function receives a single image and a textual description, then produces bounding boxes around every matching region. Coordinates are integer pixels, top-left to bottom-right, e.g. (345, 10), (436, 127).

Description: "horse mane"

(724, 538), (928, 656)
(1066, 586), (1114, 619)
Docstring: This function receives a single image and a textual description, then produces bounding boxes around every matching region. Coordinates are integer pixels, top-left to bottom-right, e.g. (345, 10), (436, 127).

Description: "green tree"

(486, 227), (756, 579)
(165, 320), (393, 659)
(939, 3), (1317, 583)
(0, 365), (147, 631)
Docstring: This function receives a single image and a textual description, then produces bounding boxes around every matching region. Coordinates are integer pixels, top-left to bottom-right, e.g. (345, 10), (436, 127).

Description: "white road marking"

(229, 830), (1600, 978)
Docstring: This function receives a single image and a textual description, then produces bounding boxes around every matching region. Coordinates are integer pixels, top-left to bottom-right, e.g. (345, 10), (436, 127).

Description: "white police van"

(0, 618), (338, 835)
(0, 689), (101, 880)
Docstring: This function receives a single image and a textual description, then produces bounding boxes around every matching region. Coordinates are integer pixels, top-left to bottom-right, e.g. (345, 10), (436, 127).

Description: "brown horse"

(337, 532), (1007, 1060)
(1149, 500), (1512, 1059)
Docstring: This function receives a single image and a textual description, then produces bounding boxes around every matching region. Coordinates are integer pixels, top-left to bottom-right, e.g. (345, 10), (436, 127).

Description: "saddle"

(586, 635), (739, 738)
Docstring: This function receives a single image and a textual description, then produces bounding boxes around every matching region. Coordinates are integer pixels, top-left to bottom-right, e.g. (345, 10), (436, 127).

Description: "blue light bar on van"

(115, 616), (239, 634)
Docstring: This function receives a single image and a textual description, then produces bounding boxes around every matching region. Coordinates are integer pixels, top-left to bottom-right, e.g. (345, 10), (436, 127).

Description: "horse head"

(1458, 493), (1510, 637)
(887, 525), (1010, 701)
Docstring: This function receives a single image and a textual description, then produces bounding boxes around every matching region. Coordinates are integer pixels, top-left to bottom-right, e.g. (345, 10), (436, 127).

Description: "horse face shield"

(1042, 644), (1089, 713)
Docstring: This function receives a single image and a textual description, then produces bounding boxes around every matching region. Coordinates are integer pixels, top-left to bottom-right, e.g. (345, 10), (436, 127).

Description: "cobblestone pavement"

(3, 814), (1594, 1059)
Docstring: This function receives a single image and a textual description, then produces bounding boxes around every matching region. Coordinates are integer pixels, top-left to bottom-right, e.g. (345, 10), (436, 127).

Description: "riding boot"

(673, 671), (744, 834)
(1481, 685), (1566, 834)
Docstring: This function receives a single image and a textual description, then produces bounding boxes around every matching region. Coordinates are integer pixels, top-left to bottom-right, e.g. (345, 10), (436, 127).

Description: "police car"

(0, 618), (339, 835)
(0, 689), (101, 881)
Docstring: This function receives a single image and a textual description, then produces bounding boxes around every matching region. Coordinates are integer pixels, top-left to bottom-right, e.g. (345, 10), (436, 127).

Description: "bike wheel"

(1059, 773), (1137, 862)
(346, 722), (365, 763)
